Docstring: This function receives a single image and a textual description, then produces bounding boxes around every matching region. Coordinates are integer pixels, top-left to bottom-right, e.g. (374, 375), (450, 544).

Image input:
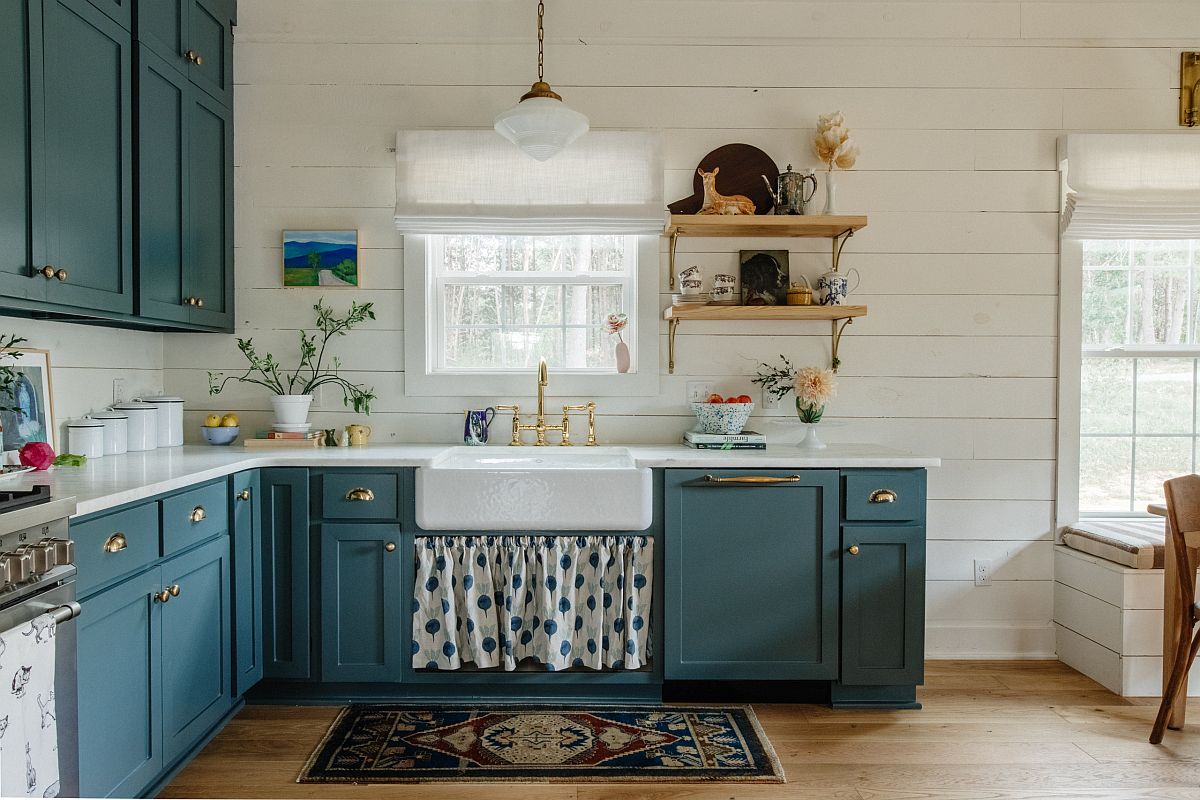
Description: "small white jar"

(111, 402), (158, 451)
(67, 418), (105, 459)
(138, 396), (184, 447)
(89, 411), (128, 455)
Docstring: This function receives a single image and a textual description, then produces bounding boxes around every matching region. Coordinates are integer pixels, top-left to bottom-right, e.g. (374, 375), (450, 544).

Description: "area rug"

(298, 705), (784, 784)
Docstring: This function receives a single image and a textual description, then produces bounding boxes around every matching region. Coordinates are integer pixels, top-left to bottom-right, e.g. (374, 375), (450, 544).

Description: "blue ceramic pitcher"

(464, 407), (496, 445)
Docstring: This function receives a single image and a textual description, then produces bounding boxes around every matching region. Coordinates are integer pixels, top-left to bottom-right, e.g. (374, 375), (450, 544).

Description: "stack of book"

(683, 430), (766, 450)
(243, 430), (326, 448)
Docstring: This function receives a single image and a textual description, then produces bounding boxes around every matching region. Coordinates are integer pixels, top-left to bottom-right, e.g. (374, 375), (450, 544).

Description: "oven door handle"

(26, 601), (82, 625)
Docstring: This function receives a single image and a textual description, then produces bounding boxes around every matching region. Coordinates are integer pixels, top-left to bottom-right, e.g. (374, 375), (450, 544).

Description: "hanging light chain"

(537, 1), (545, 83)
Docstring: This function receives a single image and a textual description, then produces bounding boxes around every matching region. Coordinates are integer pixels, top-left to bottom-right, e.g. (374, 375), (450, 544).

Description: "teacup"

(713, 273), (737, 287)
(680, 278), (702, 296)
(711, 286), (737, 301)
(677, 265), (701, 281)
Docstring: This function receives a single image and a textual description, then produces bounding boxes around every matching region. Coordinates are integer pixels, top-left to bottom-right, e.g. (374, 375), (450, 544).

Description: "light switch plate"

(974, 558), (993, 587)
(762, 388), (780, 410)
(112, 378), (127, 404)
(685, 381), (714, 404)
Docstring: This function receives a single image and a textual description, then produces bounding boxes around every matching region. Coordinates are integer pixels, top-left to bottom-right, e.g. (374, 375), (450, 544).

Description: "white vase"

(270, 394), (313, 426)
(822, 172), (837, 215)
(615, 341), (630, 373)
(798, 423), (827, 450)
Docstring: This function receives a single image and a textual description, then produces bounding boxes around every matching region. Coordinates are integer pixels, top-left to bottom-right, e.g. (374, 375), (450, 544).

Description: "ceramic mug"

(345, 423), (372, 447)
(816, 268), (861, 306)
(464, 407), (496, 446)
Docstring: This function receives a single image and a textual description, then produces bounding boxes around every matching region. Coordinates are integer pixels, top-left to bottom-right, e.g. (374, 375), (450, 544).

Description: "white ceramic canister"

(67, 418), (105, 459)
(111, 402), (158, 451)
(138, 396), (184, 447)
(89, 411), (129, 455)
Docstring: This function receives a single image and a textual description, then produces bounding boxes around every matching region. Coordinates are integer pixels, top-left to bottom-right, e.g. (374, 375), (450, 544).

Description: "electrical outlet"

(685, 381), (714, 404)
(112, 378), (127, 404)
(974, 558), (993, 587)
(761, 388), (780, 410)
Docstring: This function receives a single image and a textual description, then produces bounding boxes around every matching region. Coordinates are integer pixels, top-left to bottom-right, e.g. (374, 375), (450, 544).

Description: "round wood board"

(668, 143), (780, 216)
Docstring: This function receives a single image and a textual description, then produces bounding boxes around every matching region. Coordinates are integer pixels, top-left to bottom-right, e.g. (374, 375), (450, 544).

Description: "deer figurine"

(697, 167), (755, 215)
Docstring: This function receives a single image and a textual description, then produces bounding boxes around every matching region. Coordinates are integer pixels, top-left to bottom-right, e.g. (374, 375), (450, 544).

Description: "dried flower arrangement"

(812, 111), (859, 173)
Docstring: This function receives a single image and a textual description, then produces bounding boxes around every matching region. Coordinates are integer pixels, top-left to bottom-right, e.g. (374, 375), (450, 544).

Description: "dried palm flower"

(793, 366), (837, 410)
(813, 111), (858, 172)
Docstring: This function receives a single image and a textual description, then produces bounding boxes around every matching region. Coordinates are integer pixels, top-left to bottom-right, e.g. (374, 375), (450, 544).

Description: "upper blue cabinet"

(139, 0), (234, 108)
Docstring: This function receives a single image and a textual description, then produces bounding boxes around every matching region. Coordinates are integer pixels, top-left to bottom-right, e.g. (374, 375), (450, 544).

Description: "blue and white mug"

(816, 267), (861, 306)
(464, 407), (496, 445)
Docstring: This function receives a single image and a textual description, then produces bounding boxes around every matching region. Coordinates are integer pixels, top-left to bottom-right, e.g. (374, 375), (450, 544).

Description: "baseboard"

(926, 621), (1056, 659)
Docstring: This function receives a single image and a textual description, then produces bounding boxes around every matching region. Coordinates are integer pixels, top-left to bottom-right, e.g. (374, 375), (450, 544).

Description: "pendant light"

(494, 0), (589, 161)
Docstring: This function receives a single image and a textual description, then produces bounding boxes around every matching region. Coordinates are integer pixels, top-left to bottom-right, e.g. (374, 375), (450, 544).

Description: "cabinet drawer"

(162, 481), (228, 554)
(843, 470), (924, 522)
(72, 503), (160, 596)
(321, 473), (400, 520)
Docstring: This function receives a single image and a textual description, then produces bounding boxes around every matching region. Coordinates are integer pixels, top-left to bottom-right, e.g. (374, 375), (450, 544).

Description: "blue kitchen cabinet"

(261, 468), (311, 679)
(663, 469), (840, 680)
(77, 568), (163, 798)
(184, 86), (233, 328)
(81, 0), (130, 29)
(160, 535), (232, 763)
(137, 0), (187, 69)
(319, 523), (404, 682)
(185, 0), (234, 107)
(232, 470), (264, 694)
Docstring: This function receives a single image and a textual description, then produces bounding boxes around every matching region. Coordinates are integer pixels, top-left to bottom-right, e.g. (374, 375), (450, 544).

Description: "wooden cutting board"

(668, 143), (780, 216)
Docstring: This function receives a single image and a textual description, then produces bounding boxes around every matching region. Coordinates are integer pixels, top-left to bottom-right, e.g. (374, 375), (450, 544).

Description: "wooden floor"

(162, 661), (1200, 800)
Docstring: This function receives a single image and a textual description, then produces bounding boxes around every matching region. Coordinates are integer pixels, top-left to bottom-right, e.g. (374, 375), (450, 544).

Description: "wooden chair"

(1150, 474), (1200, 744)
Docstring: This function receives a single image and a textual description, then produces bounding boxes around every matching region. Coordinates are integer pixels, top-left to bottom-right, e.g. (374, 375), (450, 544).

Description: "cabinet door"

(320, 523), (404, 682)
(137, 0), (187, 69)
(185, 88), (232, 328)
(841, 525), (925, 686)
(41, 0), (133, 314)
(186, 0), (232, 107)
(664, 469), (840, 680)
(0, 0), (46, 303)
(232, 470), (264, 694)
(81, 0), (130, 30)
(261, 468), (311, 679)
(159, 535), (232, 764)
(78, 568), (163, 799)
(136, 45), (190, 323)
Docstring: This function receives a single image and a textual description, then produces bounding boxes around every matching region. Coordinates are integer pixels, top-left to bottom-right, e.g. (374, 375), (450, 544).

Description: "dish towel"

(0, 613), (59, 798)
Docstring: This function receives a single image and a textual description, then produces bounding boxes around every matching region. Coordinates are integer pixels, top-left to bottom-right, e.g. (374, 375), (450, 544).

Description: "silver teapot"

(762, 164), (818, 215)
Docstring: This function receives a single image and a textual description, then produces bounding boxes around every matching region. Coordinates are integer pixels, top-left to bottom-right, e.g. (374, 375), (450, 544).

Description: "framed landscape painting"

(0, 349), (55, 456)
(283, 230), (359, 287)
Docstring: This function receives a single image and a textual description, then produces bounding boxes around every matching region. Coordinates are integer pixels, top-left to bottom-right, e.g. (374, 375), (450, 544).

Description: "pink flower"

(793, 367), (837, 410)
(606, 313), (628, 341)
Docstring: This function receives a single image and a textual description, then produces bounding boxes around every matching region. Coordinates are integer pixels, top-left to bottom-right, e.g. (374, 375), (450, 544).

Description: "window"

(429, 234), (635, 373)
(1079, 239), (1200, 515)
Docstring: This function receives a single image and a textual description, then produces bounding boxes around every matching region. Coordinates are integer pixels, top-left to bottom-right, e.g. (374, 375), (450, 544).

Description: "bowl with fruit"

(690, 393), (754, 435)
(200, 413), (240, 446)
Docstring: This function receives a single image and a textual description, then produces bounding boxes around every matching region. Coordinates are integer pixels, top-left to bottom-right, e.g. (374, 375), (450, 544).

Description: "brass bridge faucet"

(496, 358), (597, 446)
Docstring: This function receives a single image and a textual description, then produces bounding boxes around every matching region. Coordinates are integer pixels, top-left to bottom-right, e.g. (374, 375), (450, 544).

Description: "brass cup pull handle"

(153, 589), (171, 604)
(345, 488), (375, 502)
(702, 474), (802, 485)
(54, 268), (67, 282)
(238, 489), (251, 501)
(38, 265), (55, 279)
(869, 489), (898, 504)
(847, 544), (860, 555)
(384, 542), (397, 552)
(189, 505), (207, 524)
(103, 532), (128, 553)
(168, 584), (181, 597)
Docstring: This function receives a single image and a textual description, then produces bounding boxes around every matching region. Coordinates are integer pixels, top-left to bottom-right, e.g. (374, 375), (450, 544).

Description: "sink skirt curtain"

(413, 535), (653, 671)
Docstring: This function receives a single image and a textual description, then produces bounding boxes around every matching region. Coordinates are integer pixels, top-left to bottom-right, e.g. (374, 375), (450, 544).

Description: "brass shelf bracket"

(831, 317), (853, 372)
(668, 229), (680, 290)
(1182, 52), (1200, 127)
(668, 318), (680, 374)
(831, 228), (854, 273)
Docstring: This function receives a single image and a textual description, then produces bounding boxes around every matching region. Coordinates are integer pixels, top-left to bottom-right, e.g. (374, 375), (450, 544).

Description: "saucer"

(272, 422), (313, 432)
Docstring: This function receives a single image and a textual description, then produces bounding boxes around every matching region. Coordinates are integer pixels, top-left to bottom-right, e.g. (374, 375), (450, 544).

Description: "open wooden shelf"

(663, 304), (867, 322)
(665, 214), (868, 239)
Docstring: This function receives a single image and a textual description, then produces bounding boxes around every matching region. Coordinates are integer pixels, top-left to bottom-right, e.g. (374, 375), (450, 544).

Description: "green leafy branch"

(751, 354), (796, 401)
(0, 335), (29, 414)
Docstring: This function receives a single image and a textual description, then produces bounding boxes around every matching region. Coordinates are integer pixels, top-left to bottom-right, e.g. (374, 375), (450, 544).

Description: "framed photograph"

(739, 250), (790, 305)
(0, 349), (55, 455)
(283, 230), (359, 287)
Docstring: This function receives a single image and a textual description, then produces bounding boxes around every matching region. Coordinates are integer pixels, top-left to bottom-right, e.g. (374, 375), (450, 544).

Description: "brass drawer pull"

(168, 583), (181, 597)
(238, 488), (251, 501)
(869, 489), (898, 504)
(384, 542), (396, 552)
(847, 544), (860, 556)
(189, 505), (207, 523)
(345, 487), (375, 502)
(702, 474), (801, 485)
(153, 589), (171, 604)
(103, 533), (128, 553)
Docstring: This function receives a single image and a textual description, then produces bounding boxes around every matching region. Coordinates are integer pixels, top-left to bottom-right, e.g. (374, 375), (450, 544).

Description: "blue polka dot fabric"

(412, 535), (653, 671)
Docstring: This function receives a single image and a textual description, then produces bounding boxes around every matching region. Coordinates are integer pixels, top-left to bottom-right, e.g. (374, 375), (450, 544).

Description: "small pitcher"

(345, 423), (372, 447)
(463, 408), (496, 446)
(815, 268), (861, 306)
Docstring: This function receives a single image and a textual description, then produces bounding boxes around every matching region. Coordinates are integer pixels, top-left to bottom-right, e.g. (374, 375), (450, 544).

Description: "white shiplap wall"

(163, 0), (1199, 657)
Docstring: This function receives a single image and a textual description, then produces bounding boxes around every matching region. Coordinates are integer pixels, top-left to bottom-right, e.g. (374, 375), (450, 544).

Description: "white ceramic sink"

(416, 446), (653, 531)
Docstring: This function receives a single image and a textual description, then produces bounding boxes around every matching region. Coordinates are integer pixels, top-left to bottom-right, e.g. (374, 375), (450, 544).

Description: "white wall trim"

(1056, 138), (1082, 530)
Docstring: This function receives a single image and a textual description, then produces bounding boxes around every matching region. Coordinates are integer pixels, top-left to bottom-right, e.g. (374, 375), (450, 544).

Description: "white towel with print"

(0, 613), (60, 798)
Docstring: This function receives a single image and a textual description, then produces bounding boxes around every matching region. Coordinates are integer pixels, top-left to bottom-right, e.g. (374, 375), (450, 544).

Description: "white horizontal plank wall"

(163, 0), (1198, 658)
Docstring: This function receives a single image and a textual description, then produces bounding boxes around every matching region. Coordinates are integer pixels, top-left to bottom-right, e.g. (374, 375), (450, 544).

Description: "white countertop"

(7, 444), (939, 518)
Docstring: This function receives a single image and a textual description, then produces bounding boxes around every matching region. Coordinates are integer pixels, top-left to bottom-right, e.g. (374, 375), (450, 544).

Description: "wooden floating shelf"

(664, 214), (868, 239)
(663, 304), (867, 322)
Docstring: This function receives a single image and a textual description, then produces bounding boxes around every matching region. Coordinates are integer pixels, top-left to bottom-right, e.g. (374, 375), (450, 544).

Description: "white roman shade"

(1062, 134), (1200, 240)
(394, 129), (664, 235)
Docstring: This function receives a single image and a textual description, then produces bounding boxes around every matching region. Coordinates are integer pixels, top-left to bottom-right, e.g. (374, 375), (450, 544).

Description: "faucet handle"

(563, 402), (598, 446)
(495, 405), (523, 446)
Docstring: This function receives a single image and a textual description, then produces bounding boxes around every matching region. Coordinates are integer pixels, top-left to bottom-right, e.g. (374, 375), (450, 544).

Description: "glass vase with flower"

(752, 355), (838, 449)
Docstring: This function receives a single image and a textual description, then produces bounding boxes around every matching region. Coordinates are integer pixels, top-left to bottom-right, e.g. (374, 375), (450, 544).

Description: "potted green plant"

(208, 299), (377, 427)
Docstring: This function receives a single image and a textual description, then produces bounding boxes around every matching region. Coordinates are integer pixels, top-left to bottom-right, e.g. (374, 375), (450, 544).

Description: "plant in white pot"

(208, 299), (376, 427)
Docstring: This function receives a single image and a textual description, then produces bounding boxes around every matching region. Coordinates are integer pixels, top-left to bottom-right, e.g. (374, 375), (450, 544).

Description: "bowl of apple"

(201, 413), (240, 445)
(690, 393), (754, 435)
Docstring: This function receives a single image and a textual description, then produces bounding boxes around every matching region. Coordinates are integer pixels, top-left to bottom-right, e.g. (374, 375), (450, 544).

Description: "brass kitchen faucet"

(496, 358), (597, 446)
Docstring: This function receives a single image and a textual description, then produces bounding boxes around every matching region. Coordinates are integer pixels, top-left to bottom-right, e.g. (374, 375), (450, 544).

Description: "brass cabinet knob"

(868, 489), (898, 504)
(153, 589), (171, 603)
(185, 50), (203, 65)
(847, 544), (860, 555)
(54, 268), (67, 281)
(168, 583), (181, 597)
(183, 297), (193, 306)
(384, 542), (397, 552)
(38, 265), (55, 279)
(345, 487), (374, 502)
(103, 532), (128, 553)
(238, 489), (251, 501)
(195, 297), (204, 308)
(189, 505), (207, 523)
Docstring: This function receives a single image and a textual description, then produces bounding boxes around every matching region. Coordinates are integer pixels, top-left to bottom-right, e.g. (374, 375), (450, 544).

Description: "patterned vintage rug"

(298, 705), (784, 784)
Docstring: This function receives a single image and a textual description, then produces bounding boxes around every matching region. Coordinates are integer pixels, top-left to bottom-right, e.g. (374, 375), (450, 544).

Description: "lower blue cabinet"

(231, 470), (263, 694)
(78, 568), (163, 798)
(319, 523), (404, 682)
(260, 468), (310, 679)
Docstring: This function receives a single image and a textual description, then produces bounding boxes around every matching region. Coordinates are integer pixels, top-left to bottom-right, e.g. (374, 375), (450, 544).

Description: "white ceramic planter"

(270, 394), (313, 426)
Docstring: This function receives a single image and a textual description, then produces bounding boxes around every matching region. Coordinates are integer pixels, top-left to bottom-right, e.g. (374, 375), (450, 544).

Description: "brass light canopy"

(1182, 52), (1200, 127)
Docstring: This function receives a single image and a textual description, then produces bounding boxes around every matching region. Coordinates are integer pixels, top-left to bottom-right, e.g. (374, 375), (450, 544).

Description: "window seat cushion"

(1061, 519), (1166, 570)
